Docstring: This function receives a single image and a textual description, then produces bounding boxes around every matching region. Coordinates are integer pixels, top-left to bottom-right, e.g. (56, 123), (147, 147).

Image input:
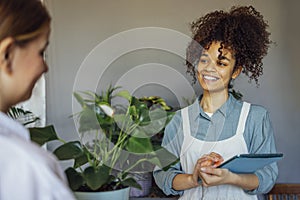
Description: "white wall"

(44, 0), (300, 183)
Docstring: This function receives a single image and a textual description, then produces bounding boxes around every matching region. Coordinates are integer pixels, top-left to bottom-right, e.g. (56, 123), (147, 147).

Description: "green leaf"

(29, 125), (59, 146)
(149, 148), (179, 169)
(73, 147), (92, 168)
(121, 177), (142, 190)
(115, 90), (131, 101)
(53, 141), (84, 160)
(83, 165), (111, 190)
(146, 156), (162, 167)
(162, 158), (180, 171)
(95, 109), (114, 128)
(139, 108), (167, 135)
(73, 92), (86, 107)
(113, 113), (134, 135)
(65, 167), (84, 191)
(8, 107), (32, 119)
(138, 108), (150, 125)
(78, 106), (100, 132)
(130, 126), (148, 138)
(129, 105), (138, 120)
(126, 137), (153, 153)
(102, 84), (121, 103)
(131, 97), (151, 125)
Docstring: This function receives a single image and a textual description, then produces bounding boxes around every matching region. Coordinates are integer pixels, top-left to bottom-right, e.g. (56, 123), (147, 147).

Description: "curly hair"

(186, 6), (271, 85)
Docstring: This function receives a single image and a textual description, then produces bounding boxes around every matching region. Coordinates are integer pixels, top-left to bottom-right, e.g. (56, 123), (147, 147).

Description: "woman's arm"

(245, 107), (278, 194)
(172, 173), (199, 191)
(153, 112), (186, 195)
(153, 163), (185, 195)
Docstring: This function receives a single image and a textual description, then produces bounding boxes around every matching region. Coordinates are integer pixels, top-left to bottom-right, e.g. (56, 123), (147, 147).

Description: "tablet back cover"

(218, 153), (283, 173)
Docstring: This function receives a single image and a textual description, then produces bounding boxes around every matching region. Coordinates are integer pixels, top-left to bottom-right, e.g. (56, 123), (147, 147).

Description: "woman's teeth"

(203, 75), (218, 81)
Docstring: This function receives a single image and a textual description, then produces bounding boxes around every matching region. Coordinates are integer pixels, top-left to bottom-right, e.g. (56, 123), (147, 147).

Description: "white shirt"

(0, 112), (75, 200)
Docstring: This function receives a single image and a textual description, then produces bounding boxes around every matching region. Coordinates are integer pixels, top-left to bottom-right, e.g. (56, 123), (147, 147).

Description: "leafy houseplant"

(8, 106), (40, 127)
(29, 86), (177, 195)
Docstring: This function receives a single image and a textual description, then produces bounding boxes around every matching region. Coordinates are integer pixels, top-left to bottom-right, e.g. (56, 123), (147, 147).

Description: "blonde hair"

(0, 0), (51, 45)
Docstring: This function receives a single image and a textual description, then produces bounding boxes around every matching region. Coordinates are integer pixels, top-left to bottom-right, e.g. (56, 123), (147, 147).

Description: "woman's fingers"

(197, 152), (224, 168)
(199, 167), (232, 187)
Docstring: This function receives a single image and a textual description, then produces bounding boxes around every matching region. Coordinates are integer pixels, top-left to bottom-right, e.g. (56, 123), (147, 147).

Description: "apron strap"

(181, 107), (191, 136)
(236, 102), (251, 135)
(180, 106), (196, 157)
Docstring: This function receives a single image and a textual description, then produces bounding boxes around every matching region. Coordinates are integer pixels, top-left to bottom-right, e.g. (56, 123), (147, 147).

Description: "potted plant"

(29, 85), (177, 199)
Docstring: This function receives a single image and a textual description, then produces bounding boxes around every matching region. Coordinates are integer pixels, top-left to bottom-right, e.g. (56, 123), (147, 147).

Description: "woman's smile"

(202, 74), (220, 82)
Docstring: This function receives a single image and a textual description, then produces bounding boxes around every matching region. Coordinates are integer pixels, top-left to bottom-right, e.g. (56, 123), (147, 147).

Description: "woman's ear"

(0, 37), (14, 73)
(232, 66), (242, 79)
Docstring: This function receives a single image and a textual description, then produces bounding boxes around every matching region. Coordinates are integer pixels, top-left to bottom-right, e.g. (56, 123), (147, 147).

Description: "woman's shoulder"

(0, 133), (58, 170)
(245, 102), (270, 122)
(248, 102), (269, 114)
(167, 108), (182, 126)
(165, 102), (196, 129)
(231, 96), (267, 112)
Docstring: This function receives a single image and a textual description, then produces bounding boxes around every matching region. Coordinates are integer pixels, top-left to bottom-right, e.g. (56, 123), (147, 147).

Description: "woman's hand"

(192, 152), (259, 190)
(192, 152), (224, 185)
(199, 152), (224, 168)
(198, 163), (259, 190)
(172, 152), (224, 191)
(199, 167), (233, 187)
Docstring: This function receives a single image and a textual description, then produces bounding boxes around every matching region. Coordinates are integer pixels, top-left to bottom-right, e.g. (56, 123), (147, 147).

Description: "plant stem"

(58, 138), (67, 144)
(123, 158), (148, 174)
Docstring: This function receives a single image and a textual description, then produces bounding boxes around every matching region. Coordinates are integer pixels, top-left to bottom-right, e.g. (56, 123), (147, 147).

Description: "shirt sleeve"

(1, 157), (75, 200)
(153, 112), (185, 196)
(0, 135), (75, 200)
(244, 107), (278, 195)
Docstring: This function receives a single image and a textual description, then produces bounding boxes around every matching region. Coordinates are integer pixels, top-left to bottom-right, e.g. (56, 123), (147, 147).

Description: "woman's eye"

(40, 50), (45, 57)
(217, 61), (227, 67)
(199, 58), (208, 64)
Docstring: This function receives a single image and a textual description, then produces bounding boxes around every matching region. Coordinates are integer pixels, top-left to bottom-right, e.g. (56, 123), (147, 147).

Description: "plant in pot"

(127, 95), (175, 197)
(29, 86), (177, 200)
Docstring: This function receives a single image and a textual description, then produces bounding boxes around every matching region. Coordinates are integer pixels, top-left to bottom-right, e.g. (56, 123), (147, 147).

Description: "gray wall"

(44, 0), (300, 183)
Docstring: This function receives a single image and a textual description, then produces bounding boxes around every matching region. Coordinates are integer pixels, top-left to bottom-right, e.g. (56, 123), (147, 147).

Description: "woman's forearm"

(172, 173), (199, 191)
(229, 173), (259, 191)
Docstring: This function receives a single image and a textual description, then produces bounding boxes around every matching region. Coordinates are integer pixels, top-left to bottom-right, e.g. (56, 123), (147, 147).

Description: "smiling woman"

(153, 5), (278, 200)
(196, 41), (242, 104)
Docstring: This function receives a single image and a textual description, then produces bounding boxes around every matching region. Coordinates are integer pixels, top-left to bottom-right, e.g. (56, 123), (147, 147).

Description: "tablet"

(217, 153), (283, 174)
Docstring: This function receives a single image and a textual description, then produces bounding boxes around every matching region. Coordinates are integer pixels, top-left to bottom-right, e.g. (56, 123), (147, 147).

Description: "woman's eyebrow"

(219, 55), (230, 61)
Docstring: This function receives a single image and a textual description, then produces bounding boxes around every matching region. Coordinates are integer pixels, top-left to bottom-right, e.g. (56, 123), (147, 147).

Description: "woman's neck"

(200, 90), (229, 113)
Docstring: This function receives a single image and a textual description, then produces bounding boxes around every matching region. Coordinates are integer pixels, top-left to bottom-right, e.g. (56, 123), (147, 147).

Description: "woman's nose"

(204, 60), (216, 71)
